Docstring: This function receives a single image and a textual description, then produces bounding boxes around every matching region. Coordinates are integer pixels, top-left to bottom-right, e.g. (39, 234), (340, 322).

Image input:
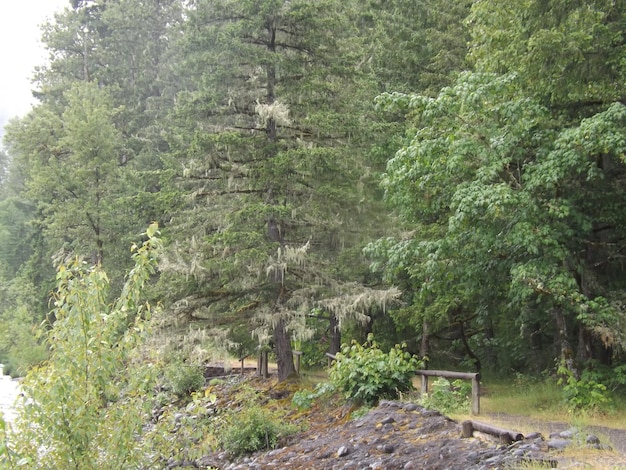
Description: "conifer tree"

(160, 0), (391, 379)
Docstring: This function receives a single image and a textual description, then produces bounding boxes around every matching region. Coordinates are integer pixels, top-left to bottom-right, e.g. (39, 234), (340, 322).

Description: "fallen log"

(461, 420), (524, 445)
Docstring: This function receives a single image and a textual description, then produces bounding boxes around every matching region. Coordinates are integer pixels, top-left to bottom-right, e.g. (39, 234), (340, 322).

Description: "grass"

(481, 377), (563, 417)
(230, 359), (626, 433)
(476, 376), (626, 430)
(445, 376), (626, 470)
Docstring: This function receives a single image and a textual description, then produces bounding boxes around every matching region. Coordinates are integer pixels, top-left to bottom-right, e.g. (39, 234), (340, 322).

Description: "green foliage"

(558, 363), (612, 413)
(0, 306), (47, 377)
(158, 0), (396, 381)
(219, 405), (295, 457)
(0, 414), (25, 468)
(468, 0), (626, 107)
(292, 382), (337, 410)
(420, 378), (471, 415)
(7, 224), (161, 469)
(329, 334), (422, 405)
(370, 60), (626, 373)
(165, 362), (206, 399)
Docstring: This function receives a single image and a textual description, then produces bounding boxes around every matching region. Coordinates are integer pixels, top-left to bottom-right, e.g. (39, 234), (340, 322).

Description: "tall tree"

(160, 0), (391, 380)
(5, 82), (123, 266)
(468, 0), (626, 372)
(370, 0), (626, 375)
(360, 0), (473, 361)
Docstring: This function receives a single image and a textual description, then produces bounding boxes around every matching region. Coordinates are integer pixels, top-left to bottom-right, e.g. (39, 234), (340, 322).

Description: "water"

(0, 373), (20, 424)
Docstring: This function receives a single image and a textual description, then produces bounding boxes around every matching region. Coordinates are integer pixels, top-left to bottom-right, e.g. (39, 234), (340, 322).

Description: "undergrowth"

(480, 373), (626, 430)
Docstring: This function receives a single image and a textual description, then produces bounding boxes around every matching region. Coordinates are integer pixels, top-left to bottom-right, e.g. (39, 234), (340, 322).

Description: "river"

(0, 372), (20, 424)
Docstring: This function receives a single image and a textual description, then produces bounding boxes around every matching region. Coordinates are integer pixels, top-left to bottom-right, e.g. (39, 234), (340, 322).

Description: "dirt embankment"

(188, 376), (626, 470)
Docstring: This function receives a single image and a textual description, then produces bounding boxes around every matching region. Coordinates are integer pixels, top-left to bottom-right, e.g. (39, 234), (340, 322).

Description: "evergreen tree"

(160, 0), (392, 380)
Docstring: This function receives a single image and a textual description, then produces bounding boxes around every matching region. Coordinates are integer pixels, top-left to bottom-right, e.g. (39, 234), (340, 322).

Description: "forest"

(1, 0), (626, 395)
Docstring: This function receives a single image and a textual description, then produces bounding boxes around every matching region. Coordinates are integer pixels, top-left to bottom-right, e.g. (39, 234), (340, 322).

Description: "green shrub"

(220, 405), (296, 457)
(165, 362), (206, 399)
(328, 334), (422, 406)
(558, 363), (612, 413)
(420, 378), (471, 414)
(292, 382), (336, 410)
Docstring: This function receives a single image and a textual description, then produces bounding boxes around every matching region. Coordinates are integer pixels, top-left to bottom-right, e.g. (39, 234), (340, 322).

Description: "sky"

(0, 0), (69, 139)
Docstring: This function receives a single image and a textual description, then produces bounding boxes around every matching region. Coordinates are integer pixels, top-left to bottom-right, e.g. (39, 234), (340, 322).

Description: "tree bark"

(263, 19), (296, 382)
(458, 317), (481, 373)
(329, 312), (341, 355)
(576, 326), (593, 365)
(420, 319), (430, 367)
(273, 317), (295, 381)
(554, 305), (579, 379)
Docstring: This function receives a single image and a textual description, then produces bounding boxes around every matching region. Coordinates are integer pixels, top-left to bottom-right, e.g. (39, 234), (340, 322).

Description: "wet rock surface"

(200, 400), (566, 470)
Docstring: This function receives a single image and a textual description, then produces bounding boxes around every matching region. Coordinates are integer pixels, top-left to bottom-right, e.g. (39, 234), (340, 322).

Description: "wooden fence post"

(325, 352), (336, 367)
(471, 375), (480, 415)
(262, 351), (269, 378)
(293, 351), (302, 375)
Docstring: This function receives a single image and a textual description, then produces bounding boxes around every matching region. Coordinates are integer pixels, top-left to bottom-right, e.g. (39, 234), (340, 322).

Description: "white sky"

(0, 0), (69, 139)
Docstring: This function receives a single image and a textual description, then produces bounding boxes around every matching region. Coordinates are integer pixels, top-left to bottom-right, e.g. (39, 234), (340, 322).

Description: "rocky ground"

(4, 369), (625, 469)
(186, 375), (626, 470)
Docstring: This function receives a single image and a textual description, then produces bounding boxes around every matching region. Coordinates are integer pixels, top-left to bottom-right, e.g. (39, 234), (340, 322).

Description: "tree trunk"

(576, 326), (593, 365)
(458, 318), (481, 373)
(263, 20), (295, 381)
(273, 317), (295, 381)
(554, 305), (579, 379)
(529, 322), (544, 374)
(329, 312), (341, 355)
(420, 320), (430, 367)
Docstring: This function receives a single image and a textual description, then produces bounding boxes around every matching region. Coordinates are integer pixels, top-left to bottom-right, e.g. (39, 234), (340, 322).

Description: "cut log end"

(461, 420), (524, 443)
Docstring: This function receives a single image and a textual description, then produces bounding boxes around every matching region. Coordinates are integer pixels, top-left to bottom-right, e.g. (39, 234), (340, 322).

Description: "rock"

(559, 427), (579, 439)
(337, 445), (351, 457)
(382, 444), (395, 454)
(381, 423), (395, 432)
(189, 395), (577, 470)
(166, 459), (198, 468)
(586, 434), (600, 445)
(547, 438), (572, 450)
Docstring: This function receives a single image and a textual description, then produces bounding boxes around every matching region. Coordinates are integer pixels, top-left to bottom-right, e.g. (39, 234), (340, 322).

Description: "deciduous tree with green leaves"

(5, 224), (161, 469)
(369, 1), (626, 374)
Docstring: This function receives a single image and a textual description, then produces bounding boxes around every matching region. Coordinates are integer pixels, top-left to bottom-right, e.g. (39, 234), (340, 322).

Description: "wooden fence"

(326, 354), (481, 415)
(415, 369), (481, 415)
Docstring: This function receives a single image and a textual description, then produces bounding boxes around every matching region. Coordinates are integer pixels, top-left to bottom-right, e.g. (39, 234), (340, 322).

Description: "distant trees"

(0, 0), (181, 372)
